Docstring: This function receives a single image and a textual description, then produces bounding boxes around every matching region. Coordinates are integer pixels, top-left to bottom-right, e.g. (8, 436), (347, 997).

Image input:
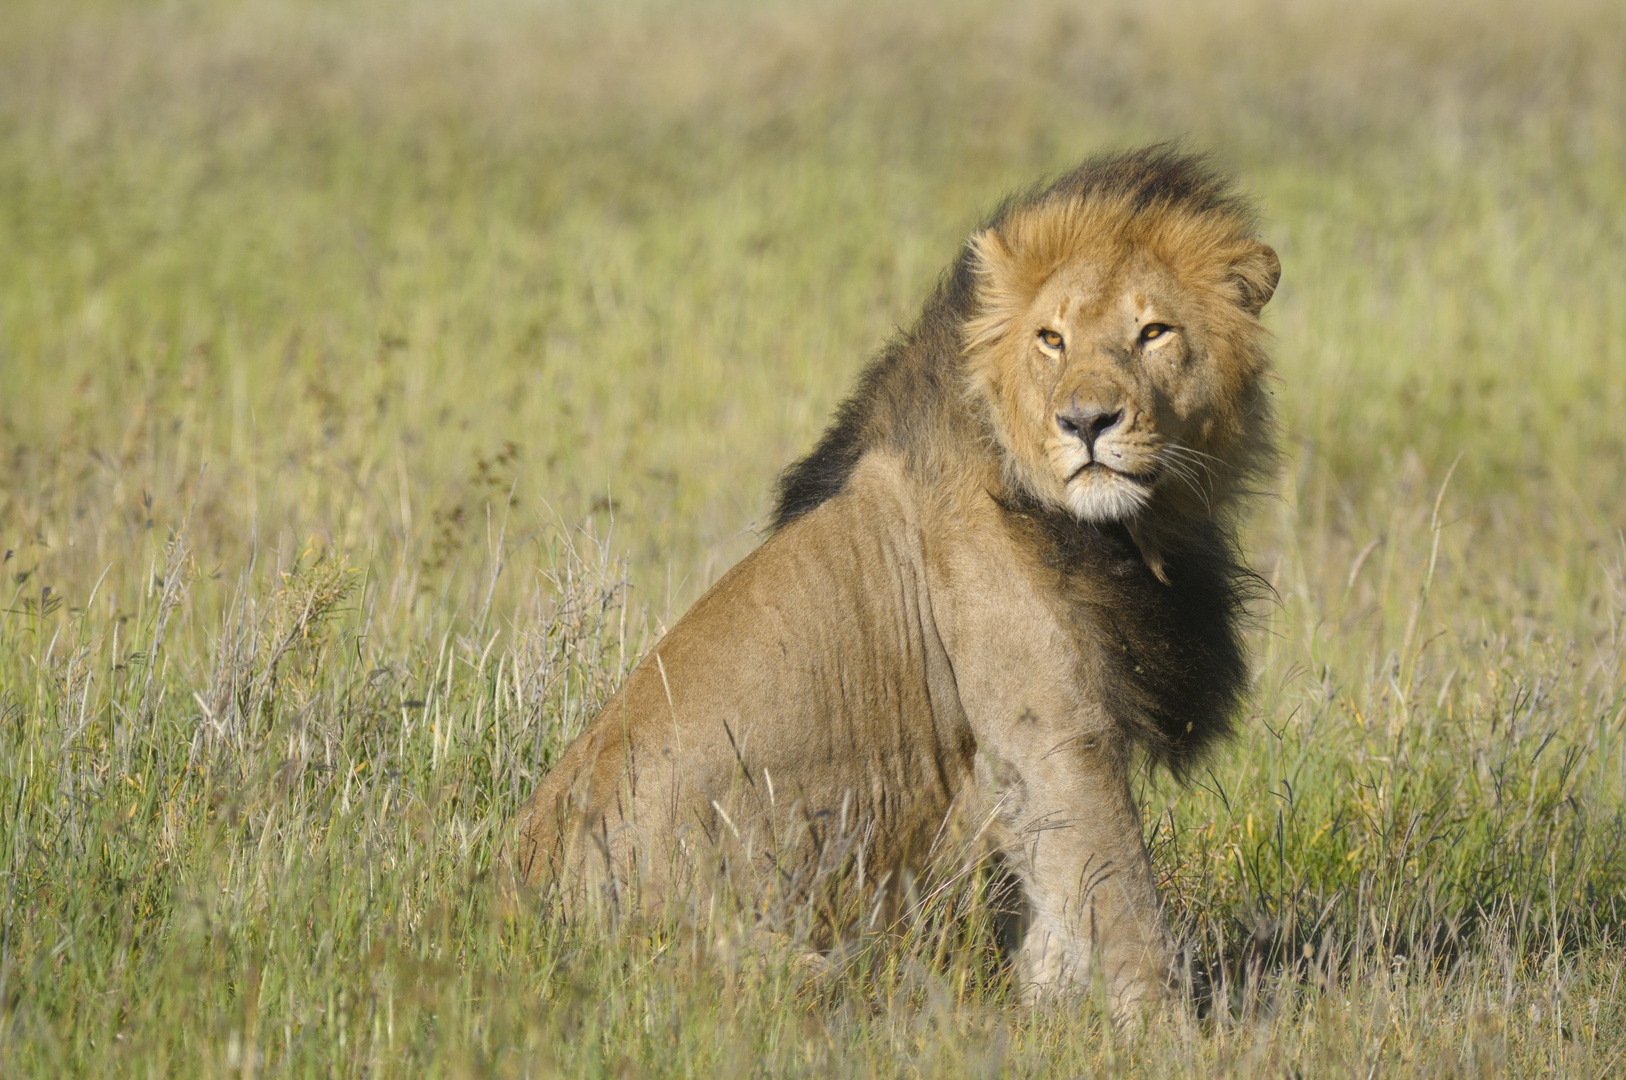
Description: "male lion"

(514, 147), (1279, 1014)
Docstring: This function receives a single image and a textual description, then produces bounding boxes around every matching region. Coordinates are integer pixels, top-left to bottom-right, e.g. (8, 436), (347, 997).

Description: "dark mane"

(996, 498), (1261, 775)
(768, 244), (981, 532)
(1024, 143), (1255, 225)
(769, 144), (1252, 532)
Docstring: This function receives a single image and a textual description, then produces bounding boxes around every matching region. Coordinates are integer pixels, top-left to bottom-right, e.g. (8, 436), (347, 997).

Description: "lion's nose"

(1056, 406), (1124, 455)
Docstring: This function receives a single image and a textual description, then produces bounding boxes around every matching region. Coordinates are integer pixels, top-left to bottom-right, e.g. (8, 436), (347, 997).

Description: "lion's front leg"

(980, 735), (1171, 1017)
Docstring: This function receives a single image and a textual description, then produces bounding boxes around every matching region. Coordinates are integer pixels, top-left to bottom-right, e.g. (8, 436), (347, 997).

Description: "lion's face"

(964, 200), (1280, 528)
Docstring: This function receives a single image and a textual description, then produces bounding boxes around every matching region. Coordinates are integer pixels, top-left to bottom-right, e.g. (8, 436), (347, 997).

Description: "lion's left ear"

(1231, 240), (1281, 318)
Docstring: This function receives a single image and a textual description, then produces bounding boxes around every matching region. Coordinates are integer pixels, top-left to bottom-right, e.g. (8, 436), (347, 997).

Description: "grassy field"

(3, 0), (1625, 1074)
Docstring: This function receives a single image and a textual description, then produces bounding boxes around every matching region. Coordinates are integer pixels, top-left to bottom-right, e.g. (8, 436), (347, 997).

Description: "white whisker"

(1156, 443), (1221, 511)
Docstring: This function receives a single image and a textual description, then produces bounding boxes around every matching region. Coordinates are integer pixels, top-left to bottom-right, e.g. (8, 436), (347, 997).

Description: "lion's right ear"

(1231, 240), (1281, 318)
(969, 227), (1013, 279)
(964, 228), (1026, 353)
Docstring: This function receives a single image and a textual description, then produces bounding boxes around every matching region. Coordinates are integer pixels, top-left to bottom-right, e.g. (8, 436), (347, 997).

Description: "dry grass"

(2, 0), (1625, 1075)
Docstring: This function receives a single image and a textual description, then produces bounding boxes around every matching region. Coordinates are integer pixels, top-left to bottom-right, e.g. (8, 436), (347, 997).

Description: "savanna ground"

(2, 0), (1625, 1075)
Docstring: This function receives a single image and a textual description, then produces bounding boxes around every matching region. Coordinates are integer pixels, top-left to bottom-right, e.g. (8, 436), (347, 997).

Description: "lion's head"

(961, 150), (1279, 569)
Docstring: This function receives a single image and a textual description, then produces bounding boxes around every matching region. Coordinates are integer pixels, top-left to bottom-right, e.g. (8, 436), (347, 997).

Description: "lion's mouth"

(1068, 462), (1159, 487)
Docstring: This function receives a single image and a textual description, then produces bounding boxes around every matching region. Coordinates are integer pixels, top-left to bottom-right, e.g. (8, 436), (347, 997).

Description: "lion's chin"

(1063, 469), (1155, 522)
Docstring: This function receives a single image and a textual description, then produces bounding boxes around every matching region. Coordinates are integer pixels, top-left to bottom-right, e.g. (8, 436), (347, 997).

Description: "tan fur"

(513, 148), (1279, 1016)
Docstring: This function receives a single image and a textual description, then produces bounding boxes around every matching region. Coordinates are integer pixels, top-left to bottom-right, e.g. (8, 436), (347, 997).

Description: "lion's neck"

(988, 496), (1253, 774)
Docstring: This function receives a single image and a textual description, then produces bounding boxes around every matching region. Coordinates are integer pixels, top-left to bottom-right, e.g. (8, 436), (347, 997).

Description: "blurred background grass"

(2, 0), (1625, 1076)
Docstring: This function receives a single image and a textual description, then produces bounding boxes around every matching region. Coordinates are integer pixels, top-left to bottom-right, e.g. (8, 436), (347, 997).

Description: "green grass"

(2, 0), (1625, 1074)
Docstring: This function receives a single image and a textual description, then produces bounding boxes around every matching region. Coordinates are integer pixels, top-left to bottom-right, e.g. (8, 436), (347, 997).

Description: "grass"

(2, 0), (1625, 1074)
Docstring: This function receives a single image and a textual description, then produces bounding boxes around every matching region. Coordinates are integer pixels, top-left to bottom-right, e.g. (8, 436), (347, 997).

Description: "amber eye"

(1037, 328), (1064, 349)
(1139, 322), (1173, 343)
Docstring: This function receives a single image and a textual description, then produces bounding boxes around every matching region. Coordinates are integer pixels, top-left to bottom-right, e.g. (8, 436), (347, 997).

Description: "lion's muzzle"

(1055, 405), (1124, 458)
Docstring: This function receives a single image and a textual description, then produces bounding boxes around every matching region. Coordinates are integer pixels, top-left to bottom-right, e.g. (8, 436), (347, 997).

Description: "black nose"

(1056, 407), (1123, 454)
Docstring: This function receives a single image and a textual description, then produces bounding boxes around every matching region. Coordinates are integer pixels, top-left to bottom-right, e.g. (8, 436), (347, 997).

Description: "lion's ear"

(969, 228), (1014, 280)
(1231, 240), (1280, 318)
(964, 228), (1027, 353)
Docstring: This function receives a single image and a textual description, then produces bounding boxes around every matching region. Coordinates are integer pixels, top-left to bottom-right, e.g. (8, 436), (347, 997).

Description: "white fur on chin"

(1065, 471), (1153, 522)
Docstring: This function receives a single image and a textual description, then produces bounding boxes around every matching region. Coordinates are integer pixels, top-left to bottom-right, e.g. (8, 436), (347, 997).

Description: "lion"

(513, 146), (1280, 1015)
